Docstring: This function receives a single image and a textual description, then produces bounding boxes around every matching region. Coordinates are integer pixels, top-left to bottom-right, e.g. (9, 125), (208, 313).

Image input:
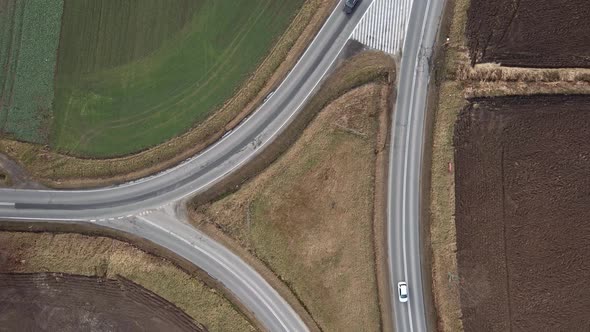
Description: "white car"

(398, 281), (408, 302)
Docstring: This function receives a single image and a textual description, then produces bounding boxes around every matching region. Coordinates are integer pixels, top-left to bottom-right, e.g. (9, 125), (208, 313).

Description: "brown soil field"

(430, 0), (590, 331)
(466, 0), (590, 68)
(0, 273), (205, 331)
(454, 95), (590, 331)
(0, 231), (256, 332)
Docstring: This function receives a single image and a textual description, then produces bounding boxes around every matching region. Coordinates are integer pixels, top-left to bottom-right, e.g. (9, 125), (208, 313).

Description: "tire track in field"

(70, 1), (276, 154)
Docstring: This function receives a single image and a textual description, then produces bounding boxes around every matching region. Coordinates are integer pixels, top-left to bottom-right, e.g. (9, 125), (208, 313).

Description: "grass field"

(0, 0), (63, 143)
(52, 0), (305, 157)
(0, 0), (335, 188)
(0, 231), (256, 331)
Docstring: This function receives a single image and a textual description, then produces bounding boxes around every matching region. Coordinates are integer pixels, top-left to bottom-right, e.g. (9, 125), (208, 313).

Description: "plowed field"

(466, 0), (590, 68)
(0, 273), (205, 331)
(454, 95), (590, 331)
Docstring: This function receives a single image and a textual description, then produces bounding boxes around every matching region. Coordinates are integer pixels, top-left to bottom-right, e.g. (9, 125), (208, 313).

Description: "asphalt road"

(0, 0), (445, 330)
(0, 1), (375, 331)
(0, 1), (372, 221)
(388, 0), (445, 331)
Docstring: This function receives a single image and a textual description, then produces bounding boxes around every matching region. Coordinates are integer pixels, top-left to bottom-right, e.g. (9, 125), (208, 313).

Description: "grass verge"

(190, 50), (395, 331)
(0, 231), (256, 332)
(0, 0), (337, 188)
(430, 80), (466, 332)
(428, 0), (469, 331)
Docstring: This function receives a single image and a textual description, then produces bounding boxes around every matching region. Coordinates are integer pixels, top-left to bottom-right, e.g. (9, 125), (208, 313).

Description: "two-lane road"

(388, 0), (445, 331)
(0, 0), (373, 221)
(0, 0), (446, 329)
(0, 1), (375, 331)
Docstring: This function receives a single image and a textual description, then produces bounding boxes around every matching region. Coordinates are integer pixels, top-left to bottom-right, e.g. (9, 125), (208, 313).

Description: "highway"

(388, 0), (445, 331)
(0, 0), (446, 330)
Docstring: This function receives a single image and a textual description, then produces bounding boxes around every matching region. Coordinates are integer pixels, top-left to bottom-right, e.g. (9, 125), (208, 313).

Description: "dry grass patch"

(430, 81), (466, 332)
(429, 1), (469, 331)
(0, 232), (256, 332)
(465, 80), (590, 97)
(458, 62), (590, 85)
(191, 82), (390, 331)
(0, 0), (337, 188)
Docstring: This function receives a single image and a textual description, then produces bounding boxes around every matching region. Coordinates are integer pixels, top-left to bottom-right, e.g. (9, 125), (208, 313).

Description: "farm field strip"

(0, 0), (63, 143)
(0, 0), (21, 118)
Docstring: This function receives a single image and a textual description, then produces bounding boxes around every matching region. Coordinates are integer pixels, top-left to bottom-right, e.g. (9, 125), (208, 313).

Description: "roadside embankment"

(189, 50), (396, 332)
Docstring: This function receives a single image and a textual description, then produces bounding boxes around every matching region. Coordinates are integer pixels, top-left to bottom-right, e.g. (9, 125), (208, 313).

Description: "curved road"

(0, 1), (375, 331)
(0, 1), (371, 220)
(0, 0), (445, 330)
(388, 0), (445, 331)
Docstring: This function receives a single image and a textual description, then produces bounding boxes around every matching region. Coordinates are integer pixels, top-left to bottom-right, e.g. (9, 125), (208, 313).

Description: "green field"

(0, 0), (63, 143)
(52, 0), (305, 157)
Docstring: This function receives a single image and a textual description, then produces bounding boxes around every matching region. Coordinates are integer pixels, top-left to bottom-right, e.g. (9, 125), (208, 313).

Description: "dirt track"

(0, 273), (205, 331)
(454, 95), (590, 331)
(467, 0), (590, 68)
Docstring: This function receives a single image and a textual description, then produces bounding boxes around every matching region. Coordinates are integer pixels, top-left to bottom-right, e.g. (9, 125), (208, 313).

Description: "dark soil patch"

(0, 273), (206, 332)
(454, 95), (590, 331)
(466, 0), (590, 68)
(0, 153), (44, 188)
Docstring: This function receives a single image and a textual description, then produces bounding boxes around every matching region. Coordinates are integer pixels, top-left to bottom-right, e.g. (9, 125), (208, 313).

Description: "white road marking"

(351, 0), (414, 54)
(136, 215), (291, 331)
(0, 216), (86, 222)
(399, 0), (432, 331)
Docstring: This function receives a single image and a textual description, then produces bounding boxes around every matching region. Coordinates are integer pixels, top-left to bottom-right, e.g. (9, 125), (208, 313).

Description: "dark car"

(344, 0), (360, 14)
